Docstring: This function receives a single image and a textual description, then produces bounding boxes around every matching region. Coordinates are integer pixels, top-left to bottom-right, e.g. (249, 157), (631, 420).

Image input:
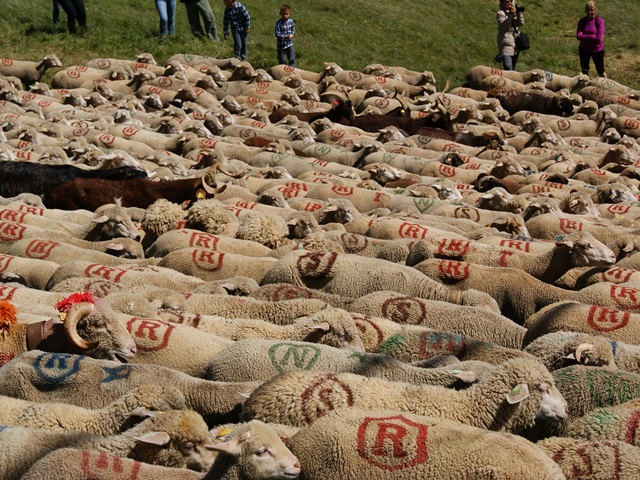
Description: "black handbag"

(515, 30), (530, 51)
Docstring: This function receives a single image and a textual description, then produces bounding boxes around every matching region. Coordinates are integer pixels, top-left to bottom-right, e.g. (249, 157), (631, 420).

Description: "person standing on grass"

(275, 4), (296, 68)
(223, 0), (250, 61)
(155, 0), (176, 37)
(577, 1), (607, 78)
(55, 0), (87, 34)
(52, 0), (61, 24)
(180, 0), (219, 41)
(496, 0), (524, 71)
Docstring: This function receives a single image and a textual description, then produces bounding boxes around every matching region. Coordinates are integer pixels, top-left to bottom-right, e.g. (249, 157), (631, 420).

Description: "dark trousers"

(579, 49), (605, 76)
(278, 45), (296, 68)
(56, 0), (86, 33)
(502, 52), (519, 71)
(232, 30), (248, 60)
(53, 0), (60, 22)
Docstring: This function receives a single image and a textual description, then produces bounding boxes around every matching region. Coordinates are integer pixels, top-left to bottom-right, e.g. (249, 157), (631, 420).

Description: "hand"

(288, 34), (293, 39)
(224, 34), (228, 40)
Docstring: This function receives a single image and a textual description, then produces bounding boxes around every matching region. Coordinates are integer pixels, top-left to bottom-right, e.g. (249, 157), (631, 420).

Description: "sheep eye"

(183, 442), (195, 451)
(537, 384), (549, 394)
(256, 447), (270, 457)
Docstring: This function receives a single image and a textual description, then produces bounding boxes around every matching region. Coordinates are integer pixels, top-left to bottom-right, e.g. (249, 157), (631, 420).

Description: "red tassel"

(55, 292), (96, 313)
(0, 300), (17, 335)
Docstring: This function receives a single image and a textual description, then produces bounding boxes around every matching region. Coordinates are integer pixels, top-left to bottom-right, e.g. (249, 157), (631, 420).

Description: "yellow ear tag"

(196, 189), (206, 200)
(216, 427), (233, 438)
(59, 312), (67, 322)
(450, 369), (462, 374)
(510, 385), (521, 395)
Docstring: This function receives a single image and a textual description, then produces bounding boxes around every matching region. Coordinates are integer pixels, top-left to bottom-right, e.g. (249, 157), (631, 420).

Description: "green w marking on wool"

(268, 343), (321, 373)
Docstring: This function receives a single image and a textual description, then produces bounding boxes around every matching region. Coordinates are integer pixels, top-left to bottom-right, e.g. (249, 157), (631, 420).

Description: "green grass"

(2, 0), (639, 89)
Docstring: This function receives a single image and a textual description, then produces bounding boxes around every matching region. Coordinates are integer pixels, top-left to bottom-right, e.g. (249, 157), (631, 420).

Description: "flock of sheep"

(0, 49), (639, 479)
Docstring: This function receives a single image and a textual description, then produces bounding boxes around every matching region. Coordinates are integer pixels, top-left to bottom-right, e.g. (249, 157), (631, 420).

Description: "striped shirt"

(223, 2), (250, 35)
(275, 18), (295, 49)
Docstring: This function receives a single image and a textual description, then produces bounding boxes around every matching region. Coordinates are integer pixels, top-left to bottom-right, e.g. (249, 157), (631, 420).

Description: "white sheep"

(0, 384), (186, 435)
(0, 54), (62, 85)
(0, 350), (260, 426)
(0, 409), (217, 479)
(240, 357), (568, 433)
(21, 420), (300, 480)
(537, 436), (640, 480)
(260, 250), (500, 312)
(205, 338), (478, 388)
(286, 407), (566, 479)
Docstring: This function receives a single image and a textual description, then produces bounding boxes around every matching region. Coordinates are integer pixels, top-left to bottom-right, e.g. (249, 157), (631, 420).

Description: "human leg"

(579, 49), (591, 75)
(239, 32), (248, 60)
(185, 3), (205, 37)
(196, 0), (218, 40)
(592, 50), (606, 77)
(55, 0), (78, 33)
(511, 52), (520, 70)
(501, 55), (514, 71)
(232, 30), (243, 59)
(287, 45), (296, 68)
(53, 0), (61, 23)
(277, 48), (286, 65)
(70, 0), (86, 27)
(155, 0), (169, 35)
(167, 0), (176, 35)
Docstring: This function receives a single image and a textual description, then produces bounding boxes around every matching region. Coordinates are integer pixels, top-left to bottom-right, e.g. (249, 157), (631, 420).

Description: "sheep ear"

(209, 432), (251, 456)
(450, 370), (477, 384)
(623, 242), (635, 253)
(506, 383), (530, 404)
(128, 407), (159, 419)
(308, 321), (331, 332)
(92, 215), (109, 224)
(134, 431), (171, 446)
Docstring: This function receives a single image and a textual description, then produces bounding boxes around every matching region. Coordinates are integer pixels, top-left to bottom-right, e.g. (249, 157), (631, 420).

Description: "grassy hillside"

(2, 0), (639, 88)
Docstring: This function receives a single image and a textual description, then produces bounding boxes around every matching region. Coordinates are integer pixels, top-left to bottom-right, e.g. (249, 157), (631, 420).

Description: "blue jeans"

(278, 45), (296, 68)
(53, 0), (61, 22)
(232, 30), (248, 60)
(155, 0), (176, 35)
(502, 52), (519, 71)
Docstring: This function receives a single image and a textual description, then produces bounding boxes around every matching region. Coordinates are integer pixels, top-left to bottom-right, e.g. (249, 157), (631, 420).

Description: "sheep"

(0, 350), (260, 426)
(171, 307), (365, 351)
(561, 398), (640, 446)
(523, 300), (640, 346)
(346, 290), (525, 348)
(552, 365), (640, 423)
(523, 331), (616, 372)
(260, 250), (500, 312)
(0, 383), (186, 435)
(0, 409), (217, 479)
(45, 260), (207, 293)
(157, 248), (278, 283)
(205, 338), (478, 388)
(408, 231), (616, 284)
(22, 450), (202, 480)
(543, 72), (590, 92)
(0, 296), (137, 366)
(372, 321), (535, 364)
(21, 420), (300, 480)
(0, 54), (63, 86)
(285, 407), (566, 480)
(0, 253), (60, 290)
(466, 65), (545, 88)
(146, 228), (273, 258)
(411, 258), (573, 324)
(240, 357), (568, 433)
(541, 437), (640, 480)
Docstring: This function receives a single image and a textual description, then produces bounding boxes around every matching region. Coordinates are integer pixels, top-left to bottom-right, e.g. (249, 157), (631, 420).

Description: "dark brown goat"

(44, 169), (225, 210)
(268, 98), (355, 124)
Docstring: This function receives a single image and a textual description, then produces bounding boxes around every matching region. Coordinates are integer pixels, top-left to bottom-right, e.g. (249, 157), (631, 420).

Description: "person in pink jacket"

(577, 1), (607, 78)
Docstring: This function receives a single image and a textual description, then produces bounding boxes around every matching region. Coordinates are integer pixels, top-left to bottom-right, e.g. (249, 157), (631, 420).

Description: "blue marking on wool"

(34, 353), (83, 384)
(102, 365), (132, 383)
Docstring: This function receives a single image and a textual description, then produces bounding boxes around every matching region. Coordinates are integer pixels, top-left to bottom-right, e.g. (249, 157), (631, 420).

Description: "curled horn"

(574, 343), (594, 363)
(201, 164), (227, 195)
(393, 87), (409, 115)
(64, 302), (98, 350)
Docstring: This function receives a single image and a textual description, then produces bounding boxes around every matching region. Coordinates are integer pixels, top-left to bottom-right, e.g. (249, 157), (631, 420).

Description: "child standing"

(223, 0), (251, 61)
(275, 4), (296, 68)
